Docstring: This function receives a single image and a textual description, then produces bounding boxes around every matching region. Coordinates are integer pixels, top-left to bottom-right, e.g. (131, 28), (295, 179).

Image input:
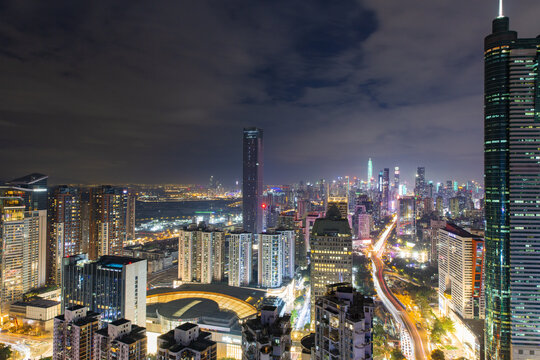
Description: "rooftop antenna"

(498, 0), (504, 18)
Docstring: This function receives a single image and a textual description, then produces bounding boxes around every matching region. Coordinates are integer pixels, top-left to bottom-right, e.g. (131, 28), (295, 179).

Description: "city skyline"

(2, 1), (539, 185)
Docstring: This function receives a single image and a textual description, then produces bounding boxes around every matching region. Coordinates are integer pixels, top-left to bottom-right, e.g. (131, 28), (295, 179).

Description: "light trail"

(371, 216), (428, 360)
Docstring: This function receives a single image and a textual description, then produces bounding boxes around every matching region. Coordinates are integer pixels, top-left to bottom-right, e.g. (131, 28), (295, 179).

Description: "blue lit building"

(62, 254), (147, 327)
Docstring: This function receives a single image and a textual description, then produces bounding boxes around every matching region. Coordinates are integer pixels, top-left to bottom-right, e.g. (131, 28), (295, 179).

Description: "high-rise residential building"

(242, 305), (291, 360)
(436, 196), (444, 217)
(327, 196), (348, 219)
(310, 206), (353, 319)
(276, 228), (295, 279)
(0, 186), (47, 311)
(484, 9), (540, 359)
(62, 255), (147, 327)
(125, 191), (136, 242)
(258, 232), (283, 288)
(89, 186), (132, 260)
(157, 323), (217, 360)
(48, 186), (81, 286)
(228, 231), (252, 287)
(313, 283), (374, 360)
(397, 196), (416, 241)
(415, 167), (426, 198)
(243, 127), (264, 234)
(178, 223), (224, 284)
(94, 319), (147, 360)
(438, 223), (485, 320)
(53, 306), (100, 360)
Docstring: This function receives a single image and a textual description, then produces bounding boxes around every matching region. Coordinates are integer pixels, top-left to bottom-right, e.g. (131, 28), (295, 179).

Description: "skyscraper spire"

(498, 0), (504, 18)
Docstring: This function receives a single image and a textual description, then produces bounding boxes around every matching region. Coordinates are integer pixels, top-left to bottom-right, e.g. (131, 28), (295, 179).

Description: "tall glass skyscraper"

(484, 10), (540, 360)
(242, 128), (264, 234)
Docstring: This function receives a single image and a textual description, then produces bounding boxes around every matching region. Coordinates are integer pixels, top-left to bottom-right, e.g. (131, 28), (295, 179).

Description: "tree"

(431, 349), (445, 360)
(391, 349), (406, 360)
(0, 344), (12, 360)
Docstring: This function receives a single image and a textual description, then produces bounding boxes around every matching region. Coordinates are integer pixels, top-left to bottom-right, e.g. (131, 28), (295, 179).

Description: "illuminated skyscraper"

(414, 167), (425, 198)
(381, 168), (390, 212)
(484, 8), (540, 359)
(48, 186), (81, 286)
(228, 231), (252, 287)
(310, 206), (352, 320)
(367, 158), (373, 186)
(393, 166), (400, 190)
(178, 223), (224, 284)
(243, 128), (264, 234)
(257, 232), (283, 288)
(0, 185), (47, 311)
(89, 186), (132, 260)
(62, 255), (147, 327)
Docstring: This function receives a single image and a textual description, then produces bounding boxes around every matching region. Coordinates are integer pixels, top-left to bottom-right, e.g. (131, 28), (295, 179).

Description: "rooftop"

(12, 298), (59, 309)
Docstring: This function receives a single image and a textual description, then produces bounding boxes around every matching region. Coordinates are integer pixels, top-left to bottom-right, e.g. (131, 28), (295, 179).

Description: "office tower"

(276, 228), (295, 279)
(89, 186), (132, 260)
(94, 319), (147, 360)
(0, 186), (47, 311)
(377, 171), (383, 193)
(381, 168), (389, 212)
(243, 127), (264, 234)
(228, 231), (252, 287)
(6, 173), (48, 211)
(53, 306), (100, 360)
(310, 206), (353, 317)
(157, 323), (217, 360)
(327, 196), (348, 219)
(367, 158), (373, 187)
(313, 283), (374, 360)
(178, 223), (224, 284)
(415, 167), (426, 198)
(393, 166), (400, 189)
(258, 232), (283, 288)
(484, 9), (540, 359)
(62, 255), (147, 327)
(242, 305), (291, 360)
(397, 196), (416, 241)
(48, 186), (81, 286)
(438, 224), (484, 320)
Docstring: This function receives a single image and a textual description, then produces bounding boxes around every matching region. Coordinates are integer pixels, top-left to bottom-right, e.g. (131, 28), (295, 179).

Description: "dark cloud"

(1, 0), (539, 185)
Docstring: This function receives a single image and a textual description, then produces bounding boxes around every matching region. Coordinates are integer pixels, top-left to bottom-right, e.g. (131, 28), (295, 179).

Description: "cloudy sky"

(1, 0), (539, 185)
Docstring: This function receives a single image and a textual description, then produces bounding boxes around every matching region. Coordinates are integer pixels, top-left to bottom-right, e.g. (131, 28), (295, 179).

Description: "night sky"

(1, 1), (539, 185)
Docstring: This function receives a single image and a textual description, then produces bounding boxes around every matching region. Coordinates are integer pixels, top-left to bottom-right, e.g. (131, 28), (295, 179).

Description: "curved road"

(371, 217), (429, 360)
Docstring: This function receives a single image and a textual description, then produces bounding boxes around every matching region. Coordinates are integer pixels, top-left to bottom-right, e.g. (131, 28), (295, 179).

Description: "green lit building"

(484, 9), (540, 360)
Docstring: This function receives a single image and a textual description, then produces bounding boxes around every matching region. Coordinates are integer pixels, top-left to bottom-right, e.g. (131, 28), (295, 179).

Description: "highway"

(371, 217), (429, 360)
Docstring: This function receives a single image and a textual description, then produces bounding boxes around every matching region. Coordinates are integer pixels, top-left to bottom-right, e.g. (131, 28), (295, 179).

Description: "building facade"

(228, 231), (252, 287)
(48, 186), (82, 286)
(157, 323), (217, 360)
(0, 186), (46, 311)
(438, 223), (484, 320)
(243, 128), (264, 234)
(53, 306), (100, 360)
(242, 305), (291, 360)
(310, 206), (353, 321)
(62, 255), (147, 327)
(313, 283), (374, 360)
(178, 223), (224, 284)
(257, 232), (283, 288)
(94, 319), (147, 360)
(89, 186), (132, 260)
(484, 12), (540, 360)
